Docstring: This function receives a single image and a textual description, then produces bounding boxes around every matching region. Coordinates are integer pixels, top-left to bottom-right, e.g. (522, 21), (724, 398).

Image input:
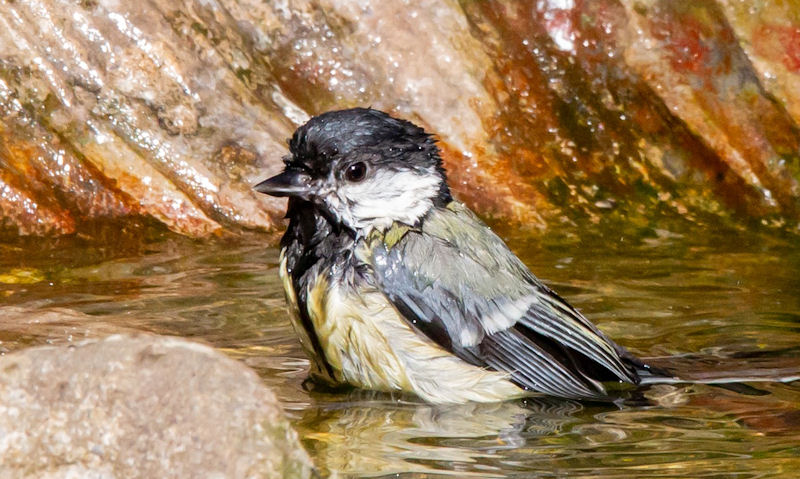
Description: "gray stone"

(0, 334), (315, 479)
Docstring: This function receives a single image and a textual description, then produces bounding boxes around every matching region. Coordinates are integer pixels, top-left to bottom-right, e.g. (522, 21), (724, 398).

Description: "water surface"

(1, 222), (798, 478)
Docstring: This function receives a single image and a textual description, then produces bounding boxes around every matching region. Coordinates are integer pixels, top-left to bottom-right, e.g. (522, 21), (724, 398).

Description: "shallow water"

(1, 222), (799, 478)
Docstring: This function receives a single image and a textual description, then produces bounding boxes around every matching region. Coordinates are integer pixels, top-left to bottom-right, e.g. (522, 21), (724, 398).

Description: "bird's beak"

(254, 168), (314, 200)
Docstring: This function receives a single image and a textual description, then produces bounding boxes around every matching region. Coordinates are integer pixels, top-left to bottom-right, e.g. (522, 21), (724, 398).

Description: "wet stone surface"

(0, 1), (799, 236)
(0, 333), (315, 479)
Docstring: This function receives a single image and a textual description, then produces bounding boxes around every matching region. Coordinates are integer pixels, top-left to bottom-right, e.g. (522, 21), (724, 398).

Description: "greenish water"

(1, 223), (799, 478)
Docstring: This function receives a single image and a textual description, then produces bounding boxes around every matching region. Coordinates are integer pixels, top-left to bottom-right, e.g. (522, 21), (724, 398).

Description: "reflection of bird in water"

(294, 389), (584, 477)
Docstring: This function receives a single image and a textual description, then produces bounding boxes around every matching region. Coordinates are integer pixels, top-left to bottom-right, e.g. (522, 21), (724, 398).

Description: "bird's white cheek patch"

(335, 169), (442, 230)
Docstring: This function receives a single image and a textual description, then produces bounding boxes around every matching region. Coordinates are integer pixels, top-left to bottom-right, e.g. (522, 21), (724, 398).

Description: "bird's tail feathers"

(635, 352), (800, 386)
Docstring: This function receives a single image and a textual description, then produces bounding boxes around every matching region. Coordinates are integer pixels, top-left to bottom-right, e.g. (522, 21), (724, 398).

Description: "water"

(1, 222), (799, 478)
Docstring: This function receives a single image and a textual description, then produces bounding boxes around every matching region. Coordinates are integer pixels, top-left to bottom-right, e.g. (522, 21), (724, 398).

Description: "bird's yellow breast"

(279, 252), (335, 384)
(284, 250), (524, 404)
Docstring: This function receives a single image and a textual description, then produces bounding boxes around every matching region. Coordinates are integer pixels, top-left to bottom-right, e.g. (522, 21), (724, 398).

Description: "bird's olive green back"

(363, 202), (638, 399)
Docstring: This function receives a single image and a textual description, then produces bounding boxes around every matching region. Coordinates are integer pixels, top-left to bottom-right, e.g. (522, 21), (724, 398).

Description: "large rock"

(1, 0), (799, 235)
(0, 334), (315, 479)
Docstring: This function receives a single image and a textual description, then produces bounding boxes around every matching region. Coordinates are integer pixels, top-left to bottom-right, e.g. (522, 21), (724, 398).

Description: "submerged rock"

(0, 334), (315, 479)
(0, 307), (142, 353)
(0, 1), (798, 236)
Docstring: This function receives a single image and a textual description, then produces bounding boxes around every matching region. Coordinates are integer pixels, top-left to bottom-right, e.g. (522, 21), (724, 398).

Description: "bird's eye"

(345, 162), (367, 182)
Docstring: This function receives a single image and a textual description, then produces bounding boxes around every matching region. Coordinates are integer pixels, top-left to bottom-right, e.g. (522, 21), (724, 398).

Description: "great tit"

(255, 108), (664, 404)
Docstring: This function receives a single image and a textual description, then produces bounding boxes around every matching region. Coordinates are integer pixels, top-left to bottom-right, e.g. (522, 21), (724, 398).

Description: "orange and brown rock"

(0, 0), (798, 237)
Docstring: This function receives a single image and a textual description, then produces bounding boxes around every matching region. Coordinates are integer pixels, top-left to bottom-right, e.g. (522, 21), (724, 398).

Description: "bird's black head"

(255, 108), (451, 232)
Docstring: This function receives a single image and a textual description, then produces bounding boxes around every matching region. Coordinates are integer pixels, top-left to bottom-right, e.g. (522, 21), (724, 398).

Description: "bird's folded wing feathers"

(366, 202), (637, 398)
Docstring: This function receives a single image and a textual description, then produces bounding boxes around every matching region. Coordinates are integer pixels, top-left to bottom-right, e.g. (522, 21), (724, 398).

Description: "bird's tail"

(636, 351), (800, 386)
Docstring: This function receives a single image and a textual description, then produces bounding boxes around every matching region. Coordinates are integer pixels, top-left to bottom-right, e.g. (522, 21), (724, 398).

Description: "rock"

(0, 334), (315, 479)
(1, 1), (799, 236)
(0, 307), (143, 354)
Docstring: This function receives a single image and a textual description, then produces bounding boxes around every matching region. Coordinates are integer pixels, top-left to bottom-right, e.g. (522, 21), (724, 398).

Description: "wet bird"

(255, 108), (665, 404)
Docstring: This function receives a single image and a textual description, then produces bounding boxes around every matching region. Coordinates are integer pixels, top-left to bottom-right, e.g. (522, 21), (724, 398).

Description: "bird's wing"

(365, 202), (638, 399)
